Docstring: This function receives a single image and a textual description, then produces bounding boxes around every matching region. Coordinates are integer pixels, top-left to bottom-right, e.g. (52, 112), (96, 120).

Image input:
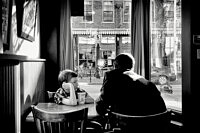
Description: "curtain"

(59, 0), (74, 71)
(131, 0), (150, 79)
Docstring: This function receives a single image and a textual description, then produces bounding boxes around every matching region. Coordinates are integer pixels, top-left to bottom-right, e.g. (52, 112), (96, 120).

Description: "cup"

(77, 92), (86, 104)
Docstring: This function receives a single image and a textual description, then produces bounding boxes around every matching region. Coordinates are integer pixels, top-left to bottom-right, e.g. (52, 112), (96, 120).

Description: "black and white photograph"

(0, 0), (199, 132)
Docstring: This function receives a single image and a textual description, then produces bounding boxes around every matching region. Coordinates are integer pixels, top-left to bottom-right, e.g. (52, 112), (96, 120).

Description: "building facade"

(71, 0), (182, 79)
(72, 0), (131, 76)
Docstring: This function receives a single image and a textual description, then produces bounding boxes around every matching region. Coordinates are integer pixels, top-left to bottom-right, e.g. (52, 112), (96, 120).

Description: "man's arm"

(95, 72), (111, 115)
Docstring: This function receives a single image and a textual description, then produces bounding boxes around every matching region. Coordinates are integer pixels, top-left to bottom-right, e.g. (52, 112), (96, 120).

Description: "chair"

(107, 110), (170, 133)
(31, 105), (88, 133)
(47, 91), (56, 102)
(46, 91), (104, 133)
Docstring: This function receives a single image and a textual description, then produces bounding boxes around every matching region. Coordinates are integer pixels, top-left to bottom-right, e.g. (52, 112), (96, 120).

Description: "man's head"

(114, 53), (135, 70)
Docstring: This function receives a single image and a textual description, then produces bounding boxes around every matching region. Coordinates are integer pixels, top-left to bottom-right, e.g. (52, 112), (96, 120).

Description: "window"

(123, 1), (131, 23)
(103, 0), (114, 22)
(150, 0), (182, 111)
(71, 0), (131, 102)
(83, 0), (93, 22)
(122, 36), (131, 44)
(78, 36), (96, 77)
(101, 36), (115, 43)
(101, 36), (116, 69)
(121, 36), (131, 53)
(72, 0), (182, 114)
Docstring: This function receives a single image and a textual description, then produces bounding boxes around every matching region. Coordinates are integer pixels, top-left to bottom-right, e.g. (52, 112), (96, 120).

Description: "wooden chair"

(46, 91), (104, 133)
(31, 105), (88, 133)
(46, 91), (55, 102)
(108, 110), (170, 133)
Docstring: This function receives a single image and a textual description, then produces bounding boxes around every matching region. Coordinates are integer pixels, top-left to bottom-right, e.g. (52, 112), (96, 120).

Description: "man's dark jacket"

(96, 69), (167, 116)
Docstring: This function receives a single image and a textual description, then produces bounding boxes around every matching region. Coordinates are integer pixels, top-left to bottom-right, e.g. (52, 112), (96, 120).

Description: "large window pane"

(72, 0), (182, 113)
(150, 0), (182, 111)
(71, 0), (131, 100)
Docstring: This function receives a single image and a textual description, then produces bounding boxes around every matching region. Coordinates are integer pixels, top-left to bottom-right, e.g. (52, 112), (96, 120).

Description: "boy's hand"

(62, 82), (74, 92)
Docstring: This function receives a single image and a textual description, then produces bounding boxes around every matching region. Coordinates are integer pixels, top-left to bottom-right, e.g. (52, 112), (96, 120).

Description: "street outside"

(78, 77), (182, 111)
(79, 77), (103, 100)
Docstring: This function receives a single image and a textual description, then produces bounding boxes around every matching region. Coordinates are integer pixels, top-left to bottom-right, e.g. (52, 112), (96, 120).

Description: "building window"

(151, 0), (156, 22)
(123, 1), (131, 23)
(150, 0), (182, 112)
(78, 36), (96, 75)
(122, 36), (131, 44)
(102, 0), (114, 22)
(83, 0), (93, 22)
(71, 0), (131, 86)
(101, 36), (115, 43)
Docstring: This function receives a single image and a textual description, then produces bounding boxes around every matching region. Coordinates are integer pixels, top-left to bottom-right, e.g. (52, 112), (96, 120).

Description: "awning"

(72, 28), (130, 35)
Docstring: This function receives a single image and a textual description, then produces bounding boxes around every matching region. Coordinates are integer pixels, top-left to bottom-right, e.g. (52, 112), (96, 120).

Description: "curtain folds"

(59, 0), (74, 71)
(131, 0), (150, 79)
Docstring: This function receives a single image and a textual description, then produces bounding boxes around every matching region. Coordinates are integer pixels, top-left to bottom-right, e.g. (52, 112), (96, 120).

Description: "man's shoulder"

(105, 69), (125, 78)
(136, 78), (159, 93)
(107, 69), (124, 74)
(136, 78), (155, 86)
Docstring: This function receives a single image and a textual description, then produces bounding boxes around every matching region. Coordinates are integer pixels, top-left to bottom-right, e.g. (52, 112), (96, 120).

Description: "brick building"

(71, 0), (132, 72)
(71, 0), (181, 78)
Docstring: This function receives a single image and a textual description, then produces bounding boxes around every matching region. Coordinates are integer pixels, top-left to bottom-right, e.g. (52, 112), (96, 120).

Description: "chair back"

(47, 91), (55, 102)
(31, 105), (88, 133)
(110, 110), (170, 133)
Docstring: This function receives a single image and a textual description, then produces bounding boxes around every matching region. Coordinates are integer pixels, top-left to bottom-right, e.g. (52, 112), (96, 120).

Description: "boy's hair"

(114, 53), (135, 70)
(58, 69), (78, 87)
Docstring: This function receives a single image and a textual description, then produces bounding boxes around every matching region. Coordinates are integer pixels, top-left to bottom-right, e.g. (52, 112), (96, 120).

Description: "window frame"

(123, 1), (131, 23)
(83, 0), (94, 23)
(102, 0), (115, 23)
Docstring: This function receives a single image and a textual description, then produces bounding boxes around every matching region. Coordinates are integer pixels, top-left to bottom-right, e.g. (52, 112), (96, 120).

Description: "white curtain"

(59, 0), (74, 71)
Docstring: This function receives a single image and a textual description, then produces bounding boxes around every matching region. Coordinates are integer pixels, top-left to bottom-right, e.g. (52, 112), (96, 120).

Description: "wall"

(182, 0), (200, 131)
(1, 0), (60, 93)
(190, 0), (200, 131)
(0, 1), (51, 132)
(3, 0), (40, 58)
(0, 54), (45, 133)
(20, 61), (45, 117)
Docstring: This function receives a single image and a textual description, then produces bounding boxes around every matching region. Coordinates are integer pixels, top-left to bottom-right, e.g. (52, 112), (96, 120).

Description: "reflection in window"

(150, 0), (182, 111)
(103, 1), (114, 22)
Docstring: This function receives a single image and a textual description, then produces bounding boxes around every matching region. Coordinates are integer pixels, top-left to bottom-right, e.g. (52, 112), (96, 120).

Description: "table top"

(35, 102), (98, 118)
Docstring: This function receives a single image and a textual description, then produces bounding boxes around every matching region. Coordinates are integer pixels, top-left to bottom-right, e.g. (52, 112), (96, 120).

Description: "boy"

(54, 69), (94, 105)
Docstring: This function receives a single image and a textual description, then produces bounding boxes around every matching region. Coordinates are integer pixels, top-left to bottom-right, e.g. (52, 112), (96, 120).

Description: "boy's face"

(69, 77), (79, 89)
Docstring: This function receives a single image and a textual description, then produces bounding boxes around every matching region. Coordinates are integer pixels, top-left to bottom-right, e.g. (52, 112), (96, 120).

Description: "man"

(95, 53), (166, 116)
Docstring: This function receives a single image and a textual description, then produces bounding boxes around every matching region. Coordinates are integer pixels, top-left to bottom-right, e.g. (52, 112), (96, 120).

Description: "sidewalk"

(78, 76), (103, 85)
